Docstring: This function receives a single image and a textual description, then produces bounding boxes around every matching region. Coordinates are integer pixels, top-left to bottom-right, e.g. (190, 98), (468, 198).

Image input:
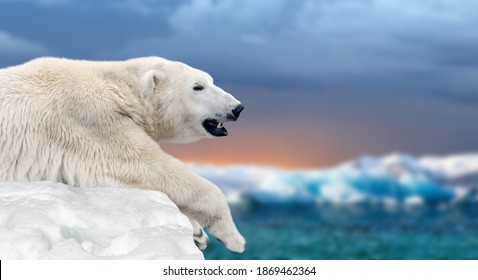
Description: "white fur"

(0, 57), (245, 253)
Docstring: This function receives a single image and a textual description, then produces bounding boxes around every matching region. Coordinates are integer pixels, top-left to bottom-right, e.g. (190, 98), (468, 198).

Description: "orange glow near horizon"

(161, 122), (347, 170)
(163, 140), (308, 169)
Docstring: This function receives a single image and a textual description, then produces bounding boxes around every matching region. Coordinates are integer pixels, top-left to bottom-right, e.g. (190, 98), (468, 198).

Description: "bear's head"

(139, 58), (244, 143)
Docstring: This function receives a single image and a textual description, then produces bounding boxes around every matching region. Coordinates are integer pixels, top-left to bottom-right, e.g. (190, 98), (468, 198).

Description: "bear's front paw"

(208, 219), (246, 253)
(193, 227), (209, 250)
(220, 233), (246, 253)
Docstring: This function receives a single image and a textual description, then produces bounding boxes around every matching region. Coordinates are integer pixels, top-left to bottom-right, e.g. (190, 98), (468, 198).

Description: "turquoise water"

(203, 204), (478, 260)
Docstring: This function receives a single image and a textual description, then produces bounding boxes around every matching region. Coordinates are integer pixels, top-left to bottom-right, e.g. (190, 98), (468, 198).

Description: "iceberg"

(193, 153), (478, 206)
(0, 182), (203, 260)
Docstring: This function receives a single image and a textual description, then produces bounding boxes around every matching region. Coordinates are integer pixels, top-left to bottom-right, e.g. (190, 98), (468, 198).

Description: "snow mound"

(0, 182), (203, 260)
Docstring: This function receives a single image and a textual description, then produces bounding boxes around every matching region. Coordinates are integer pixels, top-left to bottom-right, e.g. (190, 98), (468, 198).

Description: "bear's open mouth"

(202, 118), (228, 137)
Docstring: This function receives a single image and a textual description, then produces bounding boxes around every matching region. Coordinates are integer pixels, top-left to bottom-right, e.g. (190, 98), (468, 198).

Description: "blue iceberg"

(193, 153), (478, 206)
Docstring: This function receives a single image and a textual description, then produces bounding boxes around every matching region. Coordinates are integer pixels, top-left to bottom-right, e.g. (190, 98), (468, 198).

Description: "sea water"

(203, 203), (478, 260)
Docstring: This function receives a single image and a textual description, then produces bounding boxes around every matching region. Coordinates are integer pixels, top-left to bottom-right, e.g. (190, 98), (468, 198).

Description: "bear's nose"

(232, 104), (244, 119)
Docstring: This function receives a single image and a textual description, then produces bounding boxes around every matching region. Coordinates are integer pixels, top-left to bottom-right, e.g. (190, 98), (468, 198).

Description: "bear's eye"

(193, 84), (204, 91)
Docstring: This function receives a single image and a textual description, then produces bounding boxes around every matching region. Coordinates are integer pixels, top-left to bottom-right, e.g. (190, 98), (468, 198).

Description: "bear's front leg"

(138, 150), (246, 253)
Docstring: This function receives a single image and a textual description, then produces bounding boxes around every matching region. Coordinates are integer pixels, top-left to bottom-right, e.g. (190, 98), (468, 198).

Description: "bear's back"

(0, 58), (138, 182)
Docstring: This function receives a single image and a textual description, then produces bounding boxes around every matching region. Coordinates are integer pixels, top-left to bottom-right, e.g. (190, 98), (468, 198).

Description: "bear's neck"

(98, 62), (157, 138)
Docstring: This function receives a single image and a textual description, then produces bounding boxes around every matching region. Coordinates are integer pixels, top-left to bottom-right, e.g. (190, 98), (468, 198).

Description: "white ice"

(0, 181), (203, 260)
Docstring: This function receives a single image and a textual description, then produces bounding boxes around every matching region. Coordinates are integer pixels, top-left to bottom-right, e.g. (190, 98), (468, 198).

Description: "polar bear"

(0, 57), (245, 253)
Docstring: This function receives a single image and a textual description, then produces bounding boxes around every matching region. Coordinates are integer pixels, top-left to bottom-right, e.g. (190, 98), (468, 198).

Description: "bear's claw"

(193, 227), (209, 250)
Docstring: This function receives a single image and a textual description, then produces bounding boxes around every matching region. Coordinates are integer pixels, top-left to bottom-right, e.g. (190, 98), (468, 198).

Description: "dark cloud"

(0, 0), (186, 59)
(1, 0), (477, 100)
(141, 0), (478, 99)
(1, 0), (478, 96)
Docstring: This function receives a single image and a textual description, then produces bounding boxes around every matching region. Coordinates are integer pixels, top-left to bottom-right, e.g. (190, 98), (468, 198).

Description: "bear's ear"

(140, 70), (160, 99)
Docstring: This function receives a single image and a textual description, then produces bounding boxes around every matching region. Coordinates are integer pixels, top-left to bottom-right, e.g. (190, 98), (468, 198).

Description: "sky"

(1, 0), (478, 168)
